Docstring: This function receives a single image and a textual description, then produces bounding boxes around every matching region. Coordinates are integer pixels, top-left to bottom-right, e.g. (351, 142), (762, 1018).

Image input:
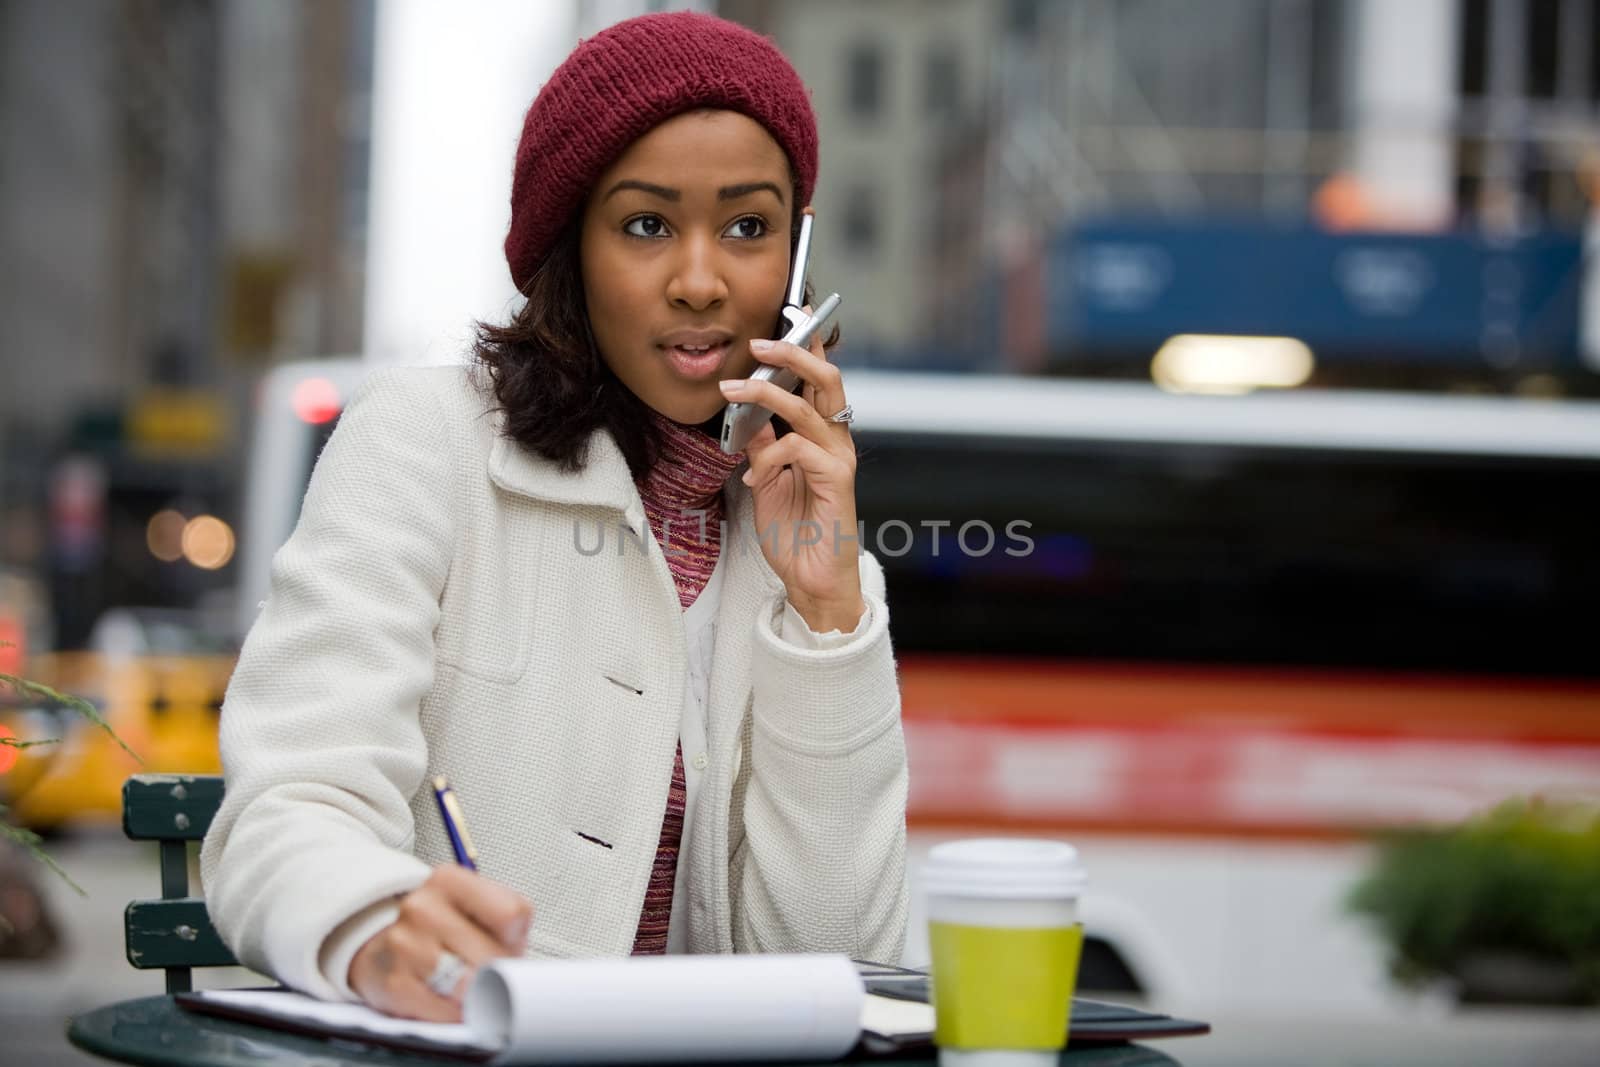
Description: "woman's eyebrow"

(603, 179), (679, 202)
(600, 179), (785, 204)
(718, 181), (785, 203)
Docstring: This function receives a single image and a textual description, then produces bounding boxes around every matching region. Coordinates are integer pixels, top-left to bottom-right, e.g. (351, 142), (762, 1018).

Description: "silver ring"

(425, 949), (468, 998)
(825, 403), (854, 425)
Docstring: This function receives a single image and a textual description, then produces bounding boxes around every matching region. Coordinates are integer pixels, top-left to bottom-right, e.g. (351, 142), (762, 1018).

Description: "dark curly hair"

(473, 183), (838, 482)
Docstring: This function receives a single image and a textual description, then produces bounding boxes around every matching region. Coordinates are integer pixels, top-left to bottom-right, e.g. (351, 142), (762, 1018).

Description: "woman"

(200, 11), (908, 1023)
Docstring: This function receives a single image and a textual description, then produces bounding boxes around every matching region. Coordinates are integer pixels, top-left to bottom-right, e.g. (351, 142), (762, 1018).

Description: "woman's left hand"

(720, 326), (864, 634)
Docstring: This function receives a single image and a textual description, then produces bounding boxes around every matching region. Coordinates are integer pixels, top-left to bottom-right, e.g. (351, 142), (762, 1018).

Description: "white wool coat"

(199, 365), (909, 999)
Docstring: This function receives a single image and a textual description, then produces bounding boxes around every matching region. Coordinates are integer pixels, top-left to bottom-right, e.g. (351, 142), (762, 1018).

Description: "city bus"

(839, 370), (1600, 1014)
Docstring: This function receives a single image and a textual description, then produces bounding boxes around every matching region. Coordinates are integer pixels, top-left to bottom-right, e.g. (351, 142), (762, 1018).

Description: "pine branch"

(0, 671), (143, 765)
(0, 736), (59, 751)
(0, 642), (134, 897)
(0, 808), (86, 896)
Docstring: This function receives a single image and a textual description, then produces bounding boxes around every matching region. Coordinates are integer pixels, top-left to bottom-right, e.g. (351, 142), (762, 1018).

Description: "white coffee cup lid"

(920, 838), (1086, 900)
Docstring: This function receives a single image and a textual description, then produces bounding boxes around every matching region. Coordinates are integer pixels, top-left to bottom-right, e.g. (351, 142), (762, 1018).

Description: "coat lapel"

(705, 480), (784, 753)
(485, 414), (780, 710)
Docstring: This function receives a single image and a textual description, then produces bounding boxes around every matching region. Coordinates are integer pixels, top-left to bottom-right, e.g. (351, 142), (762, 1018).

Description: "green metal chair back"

(122, 774), (235, 993)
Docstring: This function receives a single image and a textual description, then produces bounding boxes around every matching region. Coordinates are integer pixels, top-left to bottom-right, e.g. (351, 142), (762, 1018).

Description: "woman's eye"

(724, 216), (767, 239)
(624, 215), (668, 238)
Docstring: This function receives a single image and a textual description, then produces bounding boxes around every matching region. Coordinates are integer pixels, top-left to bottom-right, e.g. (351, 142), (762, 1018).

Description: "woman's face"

(580, 109), (793, 426)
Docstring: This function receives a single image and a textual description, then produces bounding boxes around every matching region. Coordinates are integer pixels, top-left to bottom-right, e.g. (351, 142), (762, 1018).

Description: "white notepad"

(188, 988), (496, 1055)
(184, 954), (931, 1063)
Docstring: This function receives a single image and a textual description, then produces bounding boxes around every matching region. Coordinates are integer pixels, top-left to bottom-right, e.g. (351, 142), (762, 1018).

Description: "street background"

(3, 1), (1599, 1064)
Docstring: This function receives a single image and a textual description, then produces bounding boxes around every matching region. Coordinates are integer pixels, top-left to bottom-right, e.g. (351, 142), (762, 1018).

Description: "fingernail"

(719, 379), (744, 392)
(749, 339), (774, 351)
(741, 470), (754, 486)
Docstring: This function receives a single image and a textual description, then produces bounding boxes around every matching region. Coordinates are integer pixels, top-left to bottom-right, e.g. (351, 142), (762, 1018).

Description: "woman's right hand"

(348, 865), (533, 1022)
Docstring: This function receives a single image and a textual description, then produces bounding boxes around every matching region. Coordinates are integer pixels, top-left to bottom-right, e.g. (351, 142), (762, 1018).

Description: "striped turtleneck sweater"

(629, 409), (745, 954)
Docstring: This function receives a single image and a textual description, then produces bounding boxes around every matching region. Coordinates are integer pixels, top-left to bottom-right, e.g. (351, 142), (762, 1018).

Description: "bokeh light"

(145, 509), (187, 563)
(291, 377), (342, 425)
(181, 515), (236, 570)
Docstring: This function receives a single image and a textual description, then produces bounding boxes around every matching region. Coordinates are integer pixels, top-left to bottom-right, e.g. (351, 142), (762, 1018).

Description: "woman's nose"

(666, 233), (728, 310)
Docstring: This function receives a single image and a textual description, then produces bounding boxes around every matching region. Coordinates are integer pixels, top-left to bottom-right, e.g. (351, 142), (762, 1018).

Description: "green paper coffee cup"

(922, 839), (1087, 1067)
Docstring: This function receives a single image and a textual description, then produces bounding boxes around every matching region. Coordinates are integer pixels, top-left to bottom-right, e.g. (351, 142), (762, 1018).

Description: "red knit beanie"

(504, 11), (819, 293)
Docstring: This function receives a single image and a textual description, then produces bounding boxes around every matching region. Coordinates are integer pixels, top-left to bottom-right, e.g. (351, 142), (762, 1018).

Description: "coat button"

(692, 752), (708, 771)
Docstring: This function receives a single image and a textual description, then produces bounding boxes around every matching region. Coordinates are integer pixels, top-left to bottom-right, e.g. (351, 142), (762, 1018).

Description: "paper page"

(859, 993), (935, 1039)
(191, 989), (497, 1052)
(465, 953), (863, 1065)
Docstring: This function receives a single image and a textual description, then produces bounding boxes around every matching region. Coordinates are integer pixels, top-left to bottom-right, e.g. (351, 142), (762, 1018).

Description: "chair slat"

(124, 898), (237, 970)
(122, 774), (224, 841)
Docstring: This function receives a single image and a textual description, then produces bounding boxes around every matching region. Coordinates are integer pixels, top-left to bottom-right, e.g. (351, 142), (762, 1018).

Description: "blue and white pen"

(432, 775), (480, 872)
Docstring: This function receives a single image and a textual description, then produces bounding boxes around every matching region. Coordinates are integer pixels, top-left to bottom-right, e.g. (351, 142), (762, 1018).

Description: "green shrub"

(1347, 797), (1600, 1002)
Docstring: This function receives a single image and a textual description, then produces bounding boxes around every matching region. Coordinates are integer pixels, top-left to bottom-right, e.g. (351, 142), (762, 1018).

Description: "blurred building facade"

(739, 0), (1600, 387)
(5, 0), (1600, 649)
(726, 0), (997, 358)
(0, 0), (375, 648)
(1, 0), (373, 431)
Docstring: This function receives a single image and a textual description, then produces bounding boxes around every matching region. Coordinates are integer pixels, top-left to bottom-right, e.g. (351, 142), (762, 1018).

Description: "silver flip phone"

(720, 210), (843, 454)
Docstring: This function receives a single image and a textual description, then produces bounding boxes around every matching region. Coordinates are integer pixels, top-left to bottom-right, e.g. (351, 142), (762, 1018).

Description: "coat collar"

(480, 404), (780, 598)
(488, 416), (641, 516)
(486, 413), (764, 564)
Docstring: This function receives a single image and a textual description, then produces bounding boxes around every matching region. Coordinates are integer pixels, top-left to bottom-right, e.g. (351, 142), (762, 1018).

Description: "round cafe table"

(68, 995), (1186, 1067)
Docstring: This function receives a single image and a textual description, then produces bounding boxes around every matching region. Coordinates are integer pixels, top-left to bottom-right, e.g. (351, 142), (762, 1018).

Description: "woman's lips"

(663, 341), (730, 380)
